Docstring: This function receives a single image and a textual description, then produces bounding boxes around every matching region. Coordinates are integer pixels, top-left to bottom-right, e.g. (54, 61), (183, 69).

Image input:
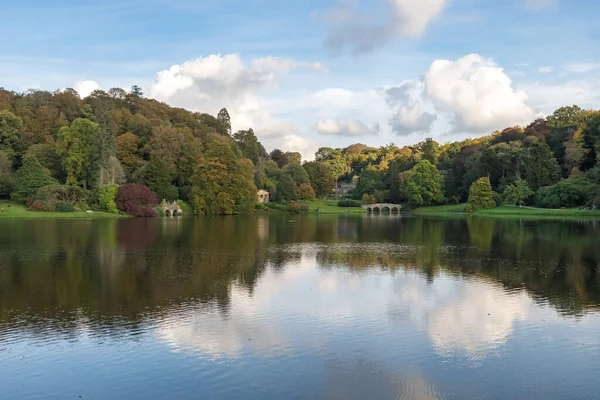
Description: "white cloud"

(389, 103), (437, 136)
(314, 118), (379, 137)
(320, 0), (450, 53)
(390, 0), (450, 37)
(563, 63), (600, 73)
(427, 281), (530, 359)
(423, 54), (535, 132)
(538, 66), (554, 73)
(73, 79), (100, 98)
(385, 81), (437, 136)
(151, 54), (325, 142)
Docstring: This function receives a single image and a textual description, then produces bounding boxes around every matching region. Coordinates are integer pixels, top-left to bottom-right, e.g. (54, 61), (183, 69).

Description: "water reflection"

(1, 215), (600, 399)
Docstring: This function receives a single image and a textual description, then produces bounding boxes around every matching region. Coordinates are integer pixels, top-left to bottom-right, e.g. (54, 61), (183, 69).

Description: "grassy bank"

(413, 204), (600, 219)
(0, 200), (126, 219)
(305, 199), (366, 214)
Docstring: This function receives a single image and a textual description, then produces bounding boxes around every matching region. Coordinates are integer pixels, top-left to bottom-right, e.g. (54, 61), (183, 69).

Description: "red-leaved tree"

(116, 184), (158, 217)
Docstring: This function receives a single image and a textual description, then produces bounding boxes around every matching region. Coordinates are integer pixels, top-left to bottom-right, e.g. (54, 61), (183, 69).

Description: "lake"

(1, 215), (600, 399)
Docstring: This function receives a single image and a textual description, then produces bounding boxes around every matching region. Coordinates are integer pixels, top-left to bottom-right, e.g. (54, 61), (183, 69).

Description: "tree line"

(312, 105), (600, 210)
(0, 85), (599, 214)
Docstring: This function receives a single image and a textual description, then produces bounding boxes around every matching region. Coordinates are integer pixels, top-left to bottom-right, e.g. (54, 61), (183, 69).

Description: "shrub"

(11, 155), (57, 202)
(535, 178), (600, 208)
(176, 200), (191, 215)
(116, 184), (158, 217)
(28, 200), (55, 212)
(33, 184), (86, 205)
(466, 177), (496, 213)
(98, 184), (119, 213)
(55, 201), (76, 213)
(338, 200), (362, 208)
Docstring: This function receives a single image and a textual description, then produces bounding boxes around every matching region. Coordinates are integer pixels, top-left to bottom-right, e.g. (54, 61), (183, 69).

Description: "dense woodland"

(0, 86), (600, 215)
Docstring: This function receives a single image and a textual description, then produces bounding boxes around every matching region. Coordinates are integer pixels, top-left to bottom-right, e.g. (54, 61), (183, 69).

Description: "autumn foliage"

(116, 184), (158, 217)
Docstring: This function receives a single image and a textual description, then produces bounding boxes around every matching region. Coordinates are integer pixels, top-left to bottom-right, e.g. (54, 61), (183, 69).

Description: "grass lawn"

(413, 204), (600, 219)
(305, 199), (366, 214)
(0, 200), (126, 219)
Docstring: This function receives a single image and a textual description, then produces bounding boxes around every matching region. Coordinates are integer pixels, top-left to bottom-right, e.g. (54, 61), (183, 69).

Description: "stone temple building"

(257, 189), (270, 203)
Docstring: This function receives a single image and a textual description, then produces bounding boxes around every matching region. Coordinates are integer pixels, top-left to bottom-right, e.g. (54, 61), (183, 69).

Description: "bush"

(55, 201), (76, 213)
(535, 178), (600, 208)
(176, 200), (191, 215)
(28, 200), (55, 212)
(33, 184), (86, 206)
(338, 200), (362, 208)
(98, 184), (119, 213)
(116, 184), (158, 217)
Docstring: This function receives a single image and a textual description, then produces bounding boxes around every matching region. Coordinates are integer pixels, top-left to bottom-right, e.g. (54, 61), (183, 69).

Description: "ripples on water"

(1, 216), (600, 399)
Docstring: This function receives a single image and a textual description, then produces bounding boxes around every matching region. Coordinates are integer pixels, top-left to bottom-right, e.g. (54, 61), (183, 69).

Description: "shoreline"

(413, 204), (600, 220)
(0, 201), (127, 220)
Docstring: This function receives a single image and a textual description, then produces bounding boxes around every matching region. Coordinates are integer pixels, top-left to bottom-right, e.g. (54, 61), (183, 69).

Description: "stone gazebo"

(160, 200), (183, 216)
(257, 189), (270, 203)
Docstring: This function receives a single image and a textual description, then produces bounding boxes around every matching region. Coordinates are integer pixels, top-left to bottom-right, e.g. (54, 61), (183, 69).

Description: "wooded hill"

(0, 86), (599, 214)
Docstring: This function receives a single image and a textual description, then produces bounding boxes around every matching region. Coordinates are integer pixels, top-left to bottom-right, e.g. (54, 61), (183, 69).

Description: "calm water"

(1, 215), (600, 399)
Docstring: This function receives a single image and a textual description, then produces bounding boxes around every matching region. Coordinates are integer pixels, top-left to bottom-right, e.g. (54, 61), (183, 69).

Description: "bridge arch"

(362, 203), (402, 214)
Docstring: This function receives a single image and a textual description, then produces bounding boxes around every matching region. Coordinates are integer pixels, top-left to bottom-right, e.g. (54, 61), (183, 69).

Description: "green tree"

(525, 139), (561, 191)
(283, 162), (310, 186)
(11, 155), (57, 201)
(217, 108), (232, 136)
(466, 177), (496, 213)
(0, 150), (12, 197)
(0, 110), (22, 158)
(116, 132), (143, 176)
(304, 162), (334, 198)
(233, 128), (266, 165)
(404, 160), (444, 207)
(503, 179), (534, 206)
(192, 135), (256, 215)
(141, 158), (178, 202)
(355, 168), (384, 197)
(98, 184), (119, 213)
(25, 144), (64, 181)
(275, 173), (295, 202)
(546, 105), (586, 130)
(57, 118), (99, 188)
(421, 138), (439, 165)
(270, 149), (289, 168)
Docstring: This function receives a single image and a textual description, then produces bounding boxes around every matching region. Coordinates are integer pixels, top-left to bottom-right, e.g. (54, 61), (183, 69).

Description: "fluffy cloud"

(73, 79), (100, 98)
(383, 54), (535, 135)
(314, 118), (380, 137)
(424, 54), (535, 132)
(151, 54), (325, 141)
(385, 81), (436, 136)
(320, 0), (450, 53)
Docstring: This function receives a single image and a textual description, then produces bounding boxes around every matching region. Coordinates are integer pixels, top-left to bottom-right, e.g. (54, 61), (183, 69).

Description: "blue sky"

(1, 0), (599, 157)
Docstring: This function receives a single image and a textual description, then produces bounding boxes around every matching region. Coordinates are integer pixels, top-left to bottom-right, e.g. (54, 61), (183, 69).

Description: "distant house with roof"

(257, 189), (270, 203)
(336, 177), (358, 195)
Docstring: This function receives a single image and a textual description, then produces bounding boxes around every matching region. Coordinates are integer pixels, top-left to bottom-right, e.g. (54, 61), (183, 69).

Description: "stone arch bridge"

(362, 203), (402, 213)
